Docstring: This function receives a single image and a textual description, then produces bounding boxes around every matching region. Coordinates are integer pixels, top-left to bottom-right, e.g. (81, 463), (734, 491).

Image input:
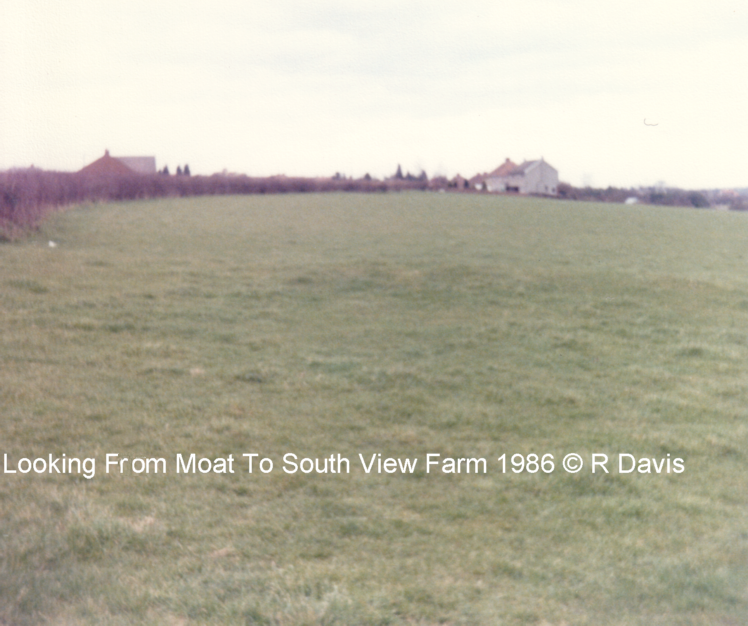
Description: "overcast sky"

(1, 0), (747, 188)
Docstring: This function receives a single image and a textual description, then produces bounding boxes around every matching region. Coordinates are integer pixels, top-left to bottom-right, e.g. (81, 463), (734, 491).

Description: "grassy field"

(1, 192), (747, 625)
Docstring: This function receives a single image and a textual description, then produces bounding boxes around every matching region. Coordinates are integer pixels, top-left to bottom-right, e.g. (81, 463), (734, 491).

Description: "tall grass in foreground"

(1, 193), (747, 625)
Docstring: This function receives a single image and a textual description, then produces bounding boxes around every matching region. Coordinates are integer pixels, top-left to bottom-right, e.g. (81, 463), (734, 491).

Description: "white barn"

(485, 159), (559, 196)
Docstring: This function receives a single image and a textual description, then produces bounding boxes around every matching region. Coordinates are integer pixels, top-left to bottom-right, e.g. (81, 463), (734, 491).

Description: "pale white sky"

(1, 0), (747, 188)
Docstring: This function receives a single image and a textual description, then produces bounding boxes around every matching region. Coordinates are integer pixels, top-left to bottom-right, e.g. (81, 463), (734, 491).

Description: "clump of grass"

(7, 278), (48, 293)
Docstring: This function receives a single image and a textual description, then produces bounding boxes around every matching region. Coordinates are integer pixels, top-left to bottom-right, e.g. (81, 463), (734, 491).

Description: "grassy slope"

(1, 193), (747, 625)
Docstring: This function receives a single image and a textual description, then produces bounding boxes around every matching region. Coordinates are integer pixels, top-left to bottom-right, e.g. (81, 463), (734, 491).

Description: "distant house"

(482, 158), (519, 191)
(450, 174), (468, 189)
(79, 150), (156, 175)
(470, 158), (518, 190)
(484, 158), (558, 196)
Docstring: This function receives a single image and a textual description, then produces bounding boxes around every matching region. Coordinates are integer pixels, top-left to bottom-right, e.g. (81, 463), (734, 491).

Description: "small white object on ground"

(48, 241), (58, 247)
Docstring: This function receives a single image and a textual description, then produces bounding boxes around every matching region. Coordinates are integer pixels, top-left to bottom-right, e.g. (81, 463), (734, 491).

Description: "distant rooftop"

(78, 150), (156, 175)
(116, 156), (156, 175)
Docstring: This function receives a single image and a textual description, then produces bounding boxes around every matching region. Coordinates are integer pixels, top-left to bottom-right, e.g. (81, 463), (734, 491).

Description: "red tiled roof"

(79, 151), (134, 175)
(487, 158), (519, 178)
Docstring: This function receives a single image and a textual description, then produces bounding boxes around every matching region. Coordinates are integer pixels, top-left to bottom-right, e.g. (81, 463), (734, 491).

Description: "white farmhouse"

(485, 158), (559, 196)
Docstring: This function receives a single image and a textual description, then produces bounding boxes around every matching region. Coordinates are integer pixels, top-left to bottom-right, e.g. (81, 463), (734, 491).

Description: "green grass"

(1, 192), (747, 625)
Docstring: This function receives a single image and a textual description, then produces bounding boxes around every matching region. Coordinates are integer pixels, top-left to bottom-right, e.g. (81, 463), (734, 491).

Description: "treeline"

(3, 167), (742, 240)
(556, 183), (714, 208)
(0, 169), (426, 240)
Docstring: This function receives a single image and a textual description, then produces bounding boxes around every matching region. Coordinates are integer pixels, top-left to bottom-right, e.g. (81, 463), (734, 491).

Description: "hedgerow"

(0, 169), (426, 240)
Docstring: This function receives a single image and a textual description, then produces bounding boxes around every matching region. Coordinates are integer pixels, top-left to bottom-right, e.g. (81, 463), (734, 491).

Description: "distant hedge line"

(2, 168), (733, 241)
(0, 170), (428, 240)
(556, 182), (713, 208)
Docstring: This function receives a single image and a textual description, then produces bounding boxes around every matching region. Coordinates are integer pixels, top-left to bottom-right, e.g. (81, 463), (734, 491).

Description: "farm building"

(79, 150), (156, 175)
(470, 158), (518, 190)
(483, 158), (559, 196)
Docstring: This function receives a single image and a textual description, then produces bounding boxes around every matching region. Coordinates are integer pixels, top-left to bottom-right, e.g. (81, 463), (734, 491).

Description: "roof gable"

(79, 151), (135, 175)
(78, 150), (157, 175)
(506, 160), (540, 176)
(488, 158), (519, 178)
(116, 156), (156, 174)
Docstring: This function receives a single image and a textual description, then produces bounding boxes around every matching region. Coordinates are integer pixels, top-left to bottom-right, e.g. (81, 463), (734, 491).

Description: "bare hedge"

(0, 170), (427, 240)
